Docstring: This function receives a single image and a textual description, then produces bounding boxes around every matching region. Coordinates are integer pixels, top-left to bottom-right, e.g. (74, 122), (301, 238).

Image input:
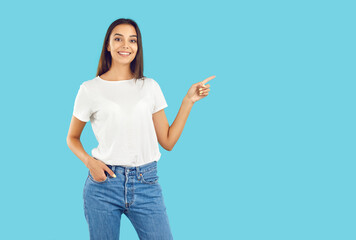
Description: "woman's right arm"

(67, 116), (116, 180)
(66, 116), (93, 168)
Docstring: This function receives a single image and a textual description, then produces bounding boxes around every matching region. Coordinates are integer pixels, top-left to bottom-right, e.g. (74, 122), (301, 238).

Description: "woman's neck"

(105, 62), (134, 80)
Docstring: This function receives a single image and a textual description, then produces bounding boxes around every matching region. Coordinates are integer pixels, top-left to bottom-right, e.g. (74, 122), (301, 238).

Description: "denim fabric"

(83, 160), (173, 240)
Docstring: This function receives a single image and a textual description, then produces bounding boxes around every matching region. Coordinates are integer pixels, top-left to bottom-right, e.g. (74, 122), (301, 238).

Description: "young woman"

(66, 18), (214, 240)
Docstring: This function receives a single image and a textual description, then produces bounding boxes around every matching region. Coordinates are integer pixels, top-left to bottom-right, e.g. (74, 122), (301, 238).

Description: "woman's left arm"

(152, 75), (215, 151)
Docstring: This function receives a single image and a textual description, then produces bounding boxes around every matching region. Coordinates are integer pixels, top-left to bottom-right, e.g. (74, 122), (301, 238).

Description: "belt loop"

(112, 165), (116, 171)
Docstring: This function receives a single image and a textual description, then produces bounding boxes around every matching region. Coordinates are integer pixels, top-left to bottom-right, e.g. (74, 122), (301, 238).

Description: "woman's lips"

(118, 52), (131, 57)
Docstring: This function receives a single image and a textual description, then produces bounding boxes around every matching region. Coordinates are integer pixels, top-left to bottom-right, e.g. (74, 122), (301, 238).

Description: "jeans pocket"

(88, 170), (108, 183)
(140, 167), (159, 184)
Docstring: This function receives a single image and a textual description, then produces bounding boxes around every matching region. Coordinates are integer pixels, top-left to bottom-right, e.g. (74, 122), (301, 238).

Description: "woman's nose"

(122, 41), (129, 48)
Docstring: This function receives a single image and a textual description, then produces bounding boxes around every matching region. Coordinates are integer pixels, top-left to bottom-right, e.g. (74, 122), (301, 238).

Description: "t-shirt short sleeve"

(151, 79), (168, 114)
(72, 83), (92, 122)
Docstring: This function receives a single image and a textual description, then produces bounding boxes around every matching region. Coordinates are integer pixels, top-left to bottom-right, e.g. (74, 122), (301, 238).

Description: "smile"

(118, 52), (131, 57)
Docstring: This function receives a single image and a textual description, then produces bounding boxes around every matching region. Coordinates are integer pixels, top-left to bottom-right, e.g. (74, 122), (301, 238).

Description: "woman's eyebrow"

(114, 33), (137, 37)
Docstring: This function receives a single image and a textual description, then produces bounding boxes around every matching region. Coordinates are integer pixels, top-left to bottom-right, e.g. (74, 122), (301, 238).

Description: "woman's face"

(107, 24), (138, 65)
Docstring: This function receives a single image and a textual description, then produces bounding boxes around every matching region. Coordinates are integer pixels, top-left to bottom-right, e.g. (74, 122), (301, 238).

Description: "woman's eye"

(114, 38), (136, 43)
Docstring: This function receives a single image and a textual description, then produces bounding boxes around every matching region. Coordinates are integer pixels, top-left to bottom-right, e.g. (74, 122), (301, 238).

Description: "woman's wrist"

(84, 156), (95, 169)
(183, 95), (195, 105)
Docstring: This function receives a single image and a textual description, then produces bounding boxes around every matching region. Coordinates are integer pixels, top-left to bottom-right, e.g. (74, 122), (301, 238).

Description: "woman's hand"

(87, 157), (116, 181)
(186, 75), (215, 103)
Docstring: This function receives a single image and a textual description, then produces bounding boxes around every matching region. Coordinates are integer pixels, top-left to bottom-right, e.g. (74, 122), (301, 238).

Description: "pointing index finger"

(201, 75), (216, 86)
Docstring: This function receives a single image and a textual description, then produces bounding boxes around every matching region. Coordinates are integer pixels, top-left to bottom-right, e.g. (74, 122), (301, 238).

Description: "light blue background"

(1, 0), (355, 239)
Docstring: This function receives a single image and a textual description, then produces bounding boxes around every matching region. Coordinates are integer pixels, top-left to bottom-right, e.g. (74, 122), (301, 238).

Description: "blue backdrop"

(1, 0), (355, 239)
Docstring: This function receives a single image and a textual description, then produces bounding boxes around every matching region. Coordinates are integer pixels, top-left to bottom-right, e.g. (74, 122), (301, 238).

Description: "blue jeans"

(83, 160), (173, 240)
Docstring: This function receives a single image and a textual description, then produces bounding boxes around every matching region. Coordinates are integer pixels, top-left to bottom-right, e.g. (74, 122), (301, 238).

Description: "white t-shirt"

(72, 75), (168, 167)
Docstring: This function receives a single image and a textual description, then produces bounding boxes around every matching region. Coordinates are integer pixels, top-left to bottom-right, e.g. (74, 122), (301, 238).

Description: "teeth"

(119, 52), (130, 55)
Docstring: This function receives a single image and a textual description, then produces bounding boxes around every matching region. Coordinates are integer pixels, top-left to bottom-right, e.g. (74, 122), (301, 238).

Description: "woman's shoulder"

(142, 76), (161, 85)
(139, 76), (157, 86)
(77, 76), (99, 91)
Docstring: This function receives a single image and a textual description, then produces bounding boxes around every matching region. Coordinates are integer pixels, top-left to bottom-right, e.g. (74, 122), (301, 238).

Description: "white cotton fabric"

(72, 76), (168, 167)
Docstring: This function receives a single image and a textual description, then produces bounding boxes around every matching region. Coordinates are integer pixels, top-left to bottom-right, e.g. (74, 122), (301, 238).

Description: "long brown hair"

(96, 18), (145, 83)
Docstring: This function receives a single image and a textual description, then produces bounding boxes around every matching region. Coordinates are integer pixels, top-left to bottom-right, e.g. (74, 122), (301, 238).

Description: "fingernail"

(199, 88), (202, 90)
(113, 174), (116, 178)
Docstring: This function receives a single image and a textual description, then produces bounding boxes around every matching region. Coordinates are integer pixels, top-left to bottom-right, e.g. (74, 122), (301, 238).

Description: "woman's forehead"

(112, 24), (137, 36)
